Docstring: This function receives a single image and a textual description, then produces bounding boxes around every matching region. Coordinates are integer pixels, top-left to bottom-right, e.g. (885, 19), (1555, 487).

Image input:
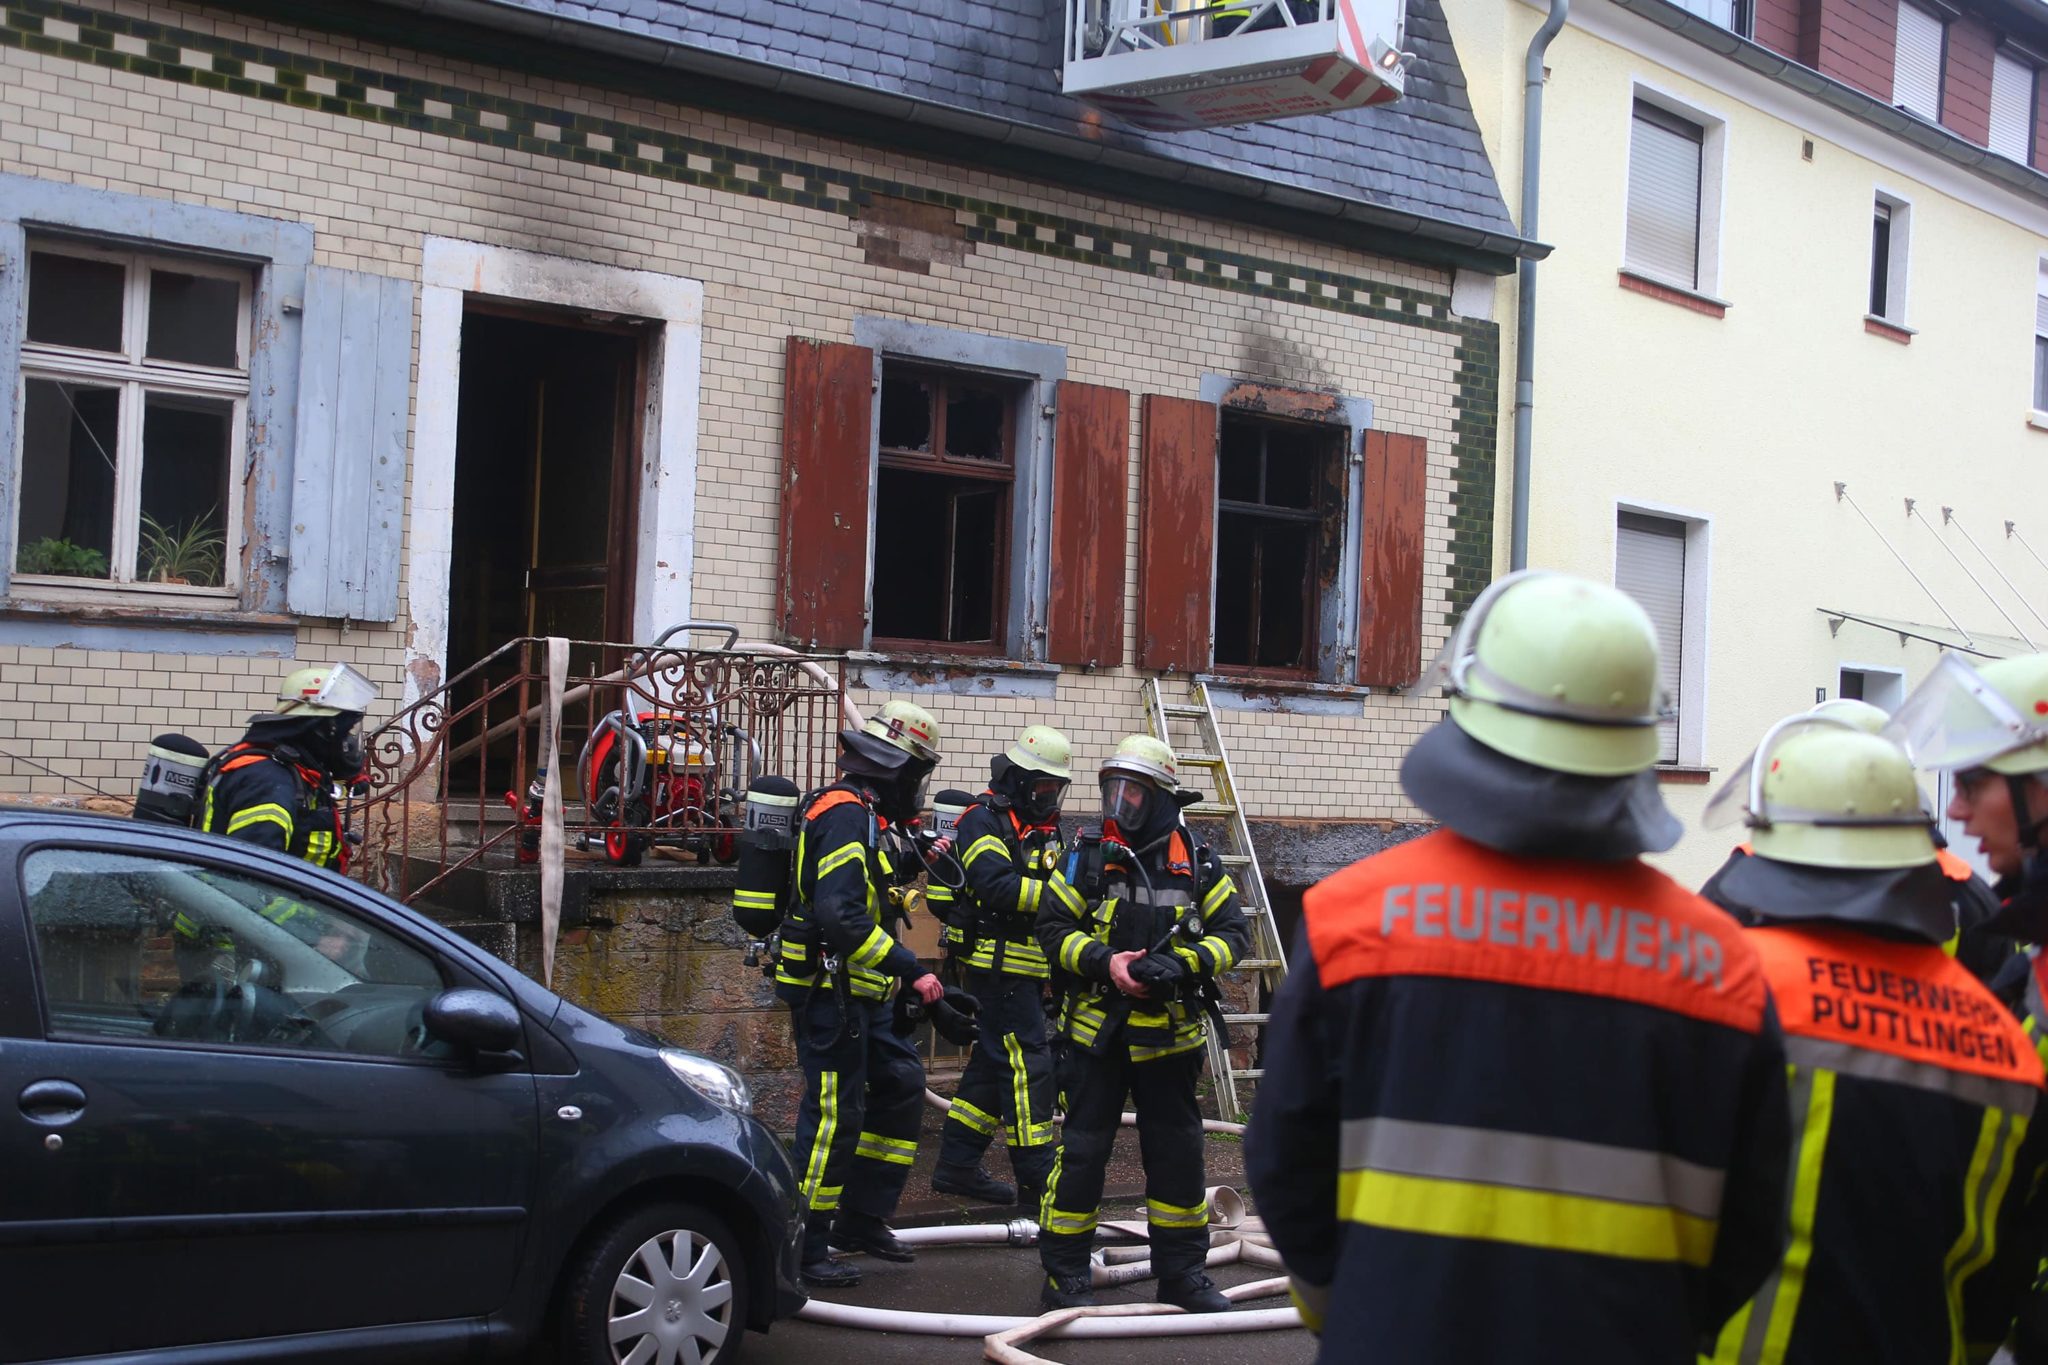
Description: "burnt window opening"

(1214, 413), (1343, 673)
(872, 363), (1016, 650)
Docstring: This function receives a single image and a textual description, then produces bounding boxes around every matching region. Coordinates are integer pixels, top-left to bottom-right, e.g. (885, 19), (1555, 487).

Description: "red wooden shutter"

(1356, 429), (1428, 686)
(1047, 381), (1131, 668)
(1137, 395), (1218, 673)
(779, 337), (874, 649)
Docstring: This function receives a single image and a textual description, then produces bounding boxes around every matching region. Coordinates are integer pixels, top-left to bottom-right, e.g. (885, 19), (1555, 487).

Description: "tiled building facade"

(0, 0), (1526, 846)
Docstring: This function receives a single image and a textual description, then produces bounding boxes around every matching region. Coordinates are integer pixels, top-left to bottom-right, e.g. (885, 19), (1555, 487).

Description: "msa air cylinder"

(135, 734), (210, 827)
(732, 775), (801, 937)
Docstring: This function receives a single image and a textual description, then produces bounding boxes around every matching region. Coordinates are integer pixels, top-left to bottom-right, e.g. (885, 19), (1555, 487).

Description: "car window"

(22, 846), (451, 1060)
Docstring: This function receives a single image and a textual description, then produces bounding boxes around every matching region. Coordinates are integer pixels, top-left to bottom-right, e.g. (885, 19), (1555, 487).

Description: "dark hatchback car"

(0, 809), (803, 1364)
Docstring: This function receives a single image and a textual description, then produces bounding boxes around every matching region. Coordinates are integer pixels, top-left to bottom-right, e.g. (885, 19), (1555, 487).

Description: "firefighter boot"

(1041, 1274), (1098, 1311)
(1158, 1271), (1231, 1313)
(800, 1213), (862, 1290)
(932, 1162), (1016, 1205)
(830, 1210), (917, 1263)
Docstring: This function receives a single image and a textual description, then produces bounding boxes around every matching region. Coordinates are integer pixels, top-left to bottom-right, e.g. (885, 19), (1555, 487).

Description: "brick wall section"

(1752, 0), (1806, 63)
(0, 0), (1494, 831)
(1814, 0), (1900, 103)
(1943, 13), (1997, 145)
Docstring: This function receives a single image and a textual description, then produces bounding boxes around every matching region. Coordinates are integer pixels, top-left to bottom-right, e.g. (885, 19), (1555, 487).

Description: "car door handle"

(19, 1079), (87, 1125)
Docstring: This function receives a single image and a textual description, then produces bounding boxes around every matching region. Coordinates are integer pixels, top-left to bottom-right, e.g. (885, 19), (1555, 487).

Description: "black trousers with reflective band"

(938, 969), (1057, 1183)
(1039, 1047), (1208, 1280)
(787, 993), (925, 1230)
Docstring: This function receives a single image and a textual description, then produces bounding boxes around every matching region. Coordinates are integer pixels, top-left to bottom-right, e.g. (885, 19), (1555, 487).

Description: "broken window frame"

(1211, 411), (1343, 680)
(13, 239), (251, 597)
(871, 364), (1017, 655)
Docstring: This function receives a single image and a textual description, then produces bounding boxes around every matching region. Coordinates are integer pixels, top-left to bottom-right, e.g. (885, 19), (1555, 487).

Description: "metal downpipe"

(1511, 0), (1571, 572)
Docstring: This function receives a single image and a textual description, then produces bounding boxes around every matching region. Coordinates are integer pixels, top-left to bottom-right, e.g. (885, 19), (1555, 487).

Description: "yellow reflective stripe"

(1005, 1032), (1035, 1145)
(816, 843), (868, 879)
(1059, 932), (1092, 974)
(812, 1184), (842, 1211)
(1043, 1205), (1099, 1235)
(224, 803), (293, 836)
(947, 1097), (1001, 1136)
(259, 897), (305, 927)
(778, 941), (811, 959)
(1130, 1033), (1207, 1062)
(1172, 944), (1203, 974)
(1146, 1197), (1209, 1229)
(1019, 878), (1044, 915)
(963, 835), (1011, 868)
(1046, 876), (1085, 917)
(1198, 935), (1234, 971)
(1946, 1108), (2028, 1365)
(801, 1071), (839, 1211)
(1290, 1279), (1328, 1335)
(734, 890), (779, 908)
(1337, 1169), (1719, 1267)
(849, 924), (895, 970)
(1709, 1065), (1834, 1365)
(855, 1131), (918, 1166)
(1201, 875), (1236, 918)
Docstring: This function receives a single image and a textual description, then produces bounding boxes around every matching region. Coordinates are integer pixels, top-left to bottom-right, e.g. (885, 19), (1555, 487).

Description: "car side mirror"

(424, 988), (523, 1054)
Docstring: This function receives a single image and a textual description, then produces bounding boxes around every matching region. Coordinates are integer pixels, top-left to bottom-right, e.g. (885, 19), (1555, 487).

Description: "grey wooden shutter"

(1625, 103), (1704, 291)
(1992, 52), (2035, 160)
(1615, 512), (1686, 765)
(289, 266), (414, 621)
(1893, 3), (1944, 119)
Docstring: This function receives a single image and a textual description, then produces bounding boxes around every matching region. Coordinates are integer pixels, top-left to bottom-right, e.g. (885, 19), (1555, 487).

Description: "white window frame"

(1990, 47), (2037, 162)
(1836, 662), (1906, 712)
(2033, 258), (2048, 416)
(1623, 84), (1729, 301)
(1868, 189), (1912, 326)
(1614, 500), (1712, 768)
(15, 240), (251, 601)
(1893, 0), (1946, 121)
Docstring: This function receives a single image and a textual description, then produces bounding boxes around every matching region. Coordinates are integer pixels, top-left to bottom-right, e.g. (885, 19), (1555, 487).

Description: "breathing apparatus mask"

(1101, 773), (1158, 835)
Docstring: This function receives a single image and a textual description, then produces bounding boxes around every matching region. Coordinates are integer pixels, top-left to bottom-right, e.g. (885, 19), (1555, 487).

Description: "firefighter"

(924, 725), (1083, 1210)
(1697, 713), (2048, 1363)
(773, 699), (948, 1290)
(1704, 697), (2014, 993)
(203, 663), (379, 870)
(1244, 570), (1791, 1362)
(1033, 734), (1251, 1314)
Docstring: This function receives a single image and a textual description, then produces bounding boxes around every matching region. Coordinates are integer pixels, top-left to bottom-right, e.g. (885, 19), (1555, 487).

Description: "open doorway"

(446, 307), (646, 794)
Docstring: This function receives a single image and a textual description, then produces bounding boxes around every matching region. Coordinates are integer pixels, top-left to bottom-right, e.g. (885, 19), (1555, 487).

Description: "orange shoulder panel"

(1748, 925), (2043, 1087)
(1935, 847), (1976, 883)
(805, 789), (865, 821)
(1303, 829), (1769, 1033)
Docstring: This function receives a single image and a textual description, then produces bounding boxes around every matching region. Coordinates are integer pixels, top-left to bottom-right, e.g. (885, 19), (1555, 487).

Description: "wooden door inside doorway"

(447, 306), (646, 795)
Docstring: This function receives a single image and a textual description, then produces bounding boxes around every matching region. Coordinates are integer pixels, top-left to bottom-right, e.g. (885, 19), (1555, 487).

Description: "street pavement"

(749, 1195), (1317, 1365)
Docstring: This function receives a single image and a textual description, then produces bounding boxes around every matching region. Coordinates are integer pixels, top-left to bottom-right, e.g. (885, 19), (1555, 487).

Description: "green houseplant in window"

(17, 538), (111, 579)
(138, 510), (225, 587)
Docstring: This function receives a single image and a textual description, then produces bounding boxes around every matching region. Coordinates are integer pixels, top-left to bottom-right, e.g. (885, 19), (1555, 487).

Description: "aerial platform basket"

(1062, 0), (1410, 133)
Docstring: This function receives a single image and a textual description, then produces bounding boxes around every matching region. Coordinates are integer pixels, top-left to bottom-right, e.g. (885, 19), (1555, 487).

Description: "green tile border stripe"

(1, 0), (1497, 619)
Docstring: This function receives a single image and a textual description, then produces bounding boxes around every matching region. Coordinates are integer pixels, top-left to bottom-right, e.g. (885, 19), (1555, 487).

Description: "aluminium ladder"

(1142, 676), (1288, 1123)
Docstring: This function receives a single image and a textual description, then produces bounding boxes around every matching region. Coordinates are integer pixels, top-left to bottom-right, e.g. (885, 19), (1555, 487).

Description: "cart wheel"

(604, 799), (651, 867)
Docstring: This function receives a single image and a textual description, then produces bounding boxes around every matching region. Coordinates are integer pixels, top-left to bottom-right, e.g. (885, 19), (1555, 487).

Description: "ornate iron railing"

(348, 631), (848, 906)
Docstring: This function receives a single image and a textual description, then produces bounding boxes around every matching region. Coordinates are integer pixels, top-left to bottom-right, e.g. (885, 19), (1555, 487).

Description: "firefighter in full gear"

(1695, 713), (2048, 1363)
(1706, 697), (2013, 992)
(775, 699), (948, 1290)
(1033, 734), (1251, 1314)
(203, 663), (378, 870)
(924, 725), (1085, 1210)
(1244, 571), (1791, 1362)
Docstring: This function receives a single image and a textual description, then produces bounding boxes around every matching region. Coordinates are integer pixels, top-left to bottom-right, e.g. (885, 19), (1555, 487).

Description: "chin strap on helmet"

(2008, 774), (2048, 854)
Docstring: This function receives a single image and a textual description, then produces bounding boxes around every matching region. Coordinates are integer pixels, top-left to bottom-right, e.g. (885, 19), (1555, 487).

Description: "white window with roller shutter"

(1615, 509), (1710, 768)
(1626, 101), (1706, 291)
(2033, 261), (2048, 413)
(1893, 2), (1945, 120)
(1990, 50), (2035, 161)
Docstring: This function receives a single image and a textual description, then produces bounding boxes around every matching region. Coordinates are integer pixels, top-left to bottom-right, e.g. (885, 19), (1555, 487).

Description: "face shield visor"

(1703, 713), (1935, 835)
(1881, 653), (2046, 773)
(305, 663), (381, 717)
(1019, 774), (1069, 822)
(1101, 774), (1156, 833)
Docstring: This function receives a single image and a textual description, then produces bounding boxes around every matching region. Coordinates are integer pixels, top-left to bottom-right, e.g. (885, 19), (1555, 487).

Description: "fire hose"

(793, 1186), (1303, 1362)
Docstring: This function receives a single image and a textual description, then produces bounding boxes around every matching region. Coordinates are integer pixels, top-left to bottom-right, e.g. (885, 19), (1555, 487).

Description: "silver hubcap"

(608, 1228), (734, 1365)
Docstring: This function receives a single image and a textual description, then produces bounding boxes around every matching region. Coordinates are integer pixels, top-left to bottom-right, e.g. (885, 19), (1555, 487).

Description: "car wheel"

(561, 1201), (749, 1365)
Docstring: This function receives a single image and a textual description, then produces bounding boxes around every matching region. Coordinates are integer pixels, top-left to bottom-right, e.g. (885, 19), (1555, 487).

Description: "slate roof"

(464, 0), (1528, 255)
